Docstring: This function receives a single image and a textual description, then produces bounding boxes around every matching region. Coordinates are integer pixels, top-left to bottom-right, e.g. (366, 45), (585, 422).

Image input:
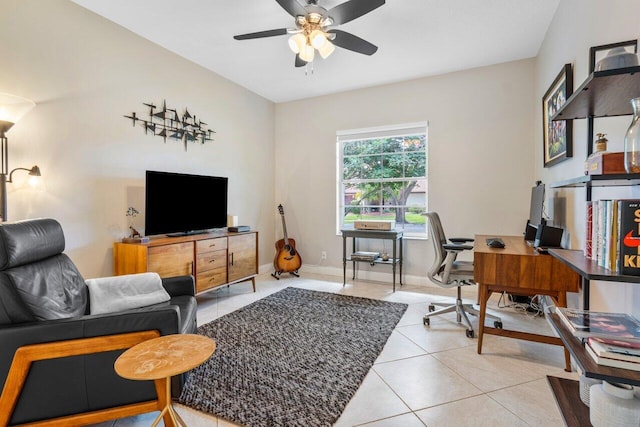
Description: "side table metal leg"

(399, 237), (403, 286)
(352, 237), (357, 280)
(342, 235), (347, 286)
(392, 240), (397, 292)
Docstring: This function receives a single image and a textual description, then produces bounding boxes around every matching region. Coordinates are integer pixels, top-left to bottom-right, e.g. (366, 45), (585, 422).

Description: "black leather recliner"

(0, 218), (198, 425)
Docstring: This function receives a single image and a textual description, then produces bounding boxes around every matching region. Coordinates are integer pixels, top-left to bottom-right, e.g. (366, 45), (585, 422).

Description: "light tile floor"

(94, 273), (577, 426)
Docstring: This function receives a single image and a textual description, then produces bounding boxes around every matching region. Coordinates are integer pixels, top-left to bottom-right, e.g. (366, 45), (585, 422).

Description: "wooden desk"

(474, 235), (580, 371)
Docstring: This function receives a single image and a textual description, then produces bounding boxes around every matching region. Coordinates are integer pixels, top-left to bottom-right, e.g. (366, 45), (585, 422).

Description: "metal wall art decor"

(125, 100), (215, 151)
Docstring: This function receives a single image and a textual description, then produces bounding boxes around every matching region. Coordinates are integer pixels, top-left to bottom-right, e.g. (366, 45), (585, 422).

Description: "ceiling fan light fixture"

(288, 33), (306, 54)
(310, 29), (327, 49)
(318, 40), (335, 59)
(299, 43), (315, 63)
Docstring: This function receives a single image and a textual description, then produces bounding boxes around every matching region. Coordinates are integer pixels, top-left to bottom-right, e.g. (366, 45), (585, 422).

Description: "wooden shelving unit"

(546, 376), (591, 427)
(549, 173), (640, 188)
(548, 311), (640, 386)
(546, 310), (640, 427)
(549, 248), (640, 284)
(551, 65), (640, 120)
(549, 66), (640, 189)
(548, 64), (640, 308)
(546, 59), (640, 427)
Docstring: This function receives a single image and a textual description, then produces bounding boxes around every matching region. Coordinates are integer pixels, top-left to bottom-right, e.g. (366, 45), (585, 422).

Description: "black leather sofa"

(0, 218), (198, 425)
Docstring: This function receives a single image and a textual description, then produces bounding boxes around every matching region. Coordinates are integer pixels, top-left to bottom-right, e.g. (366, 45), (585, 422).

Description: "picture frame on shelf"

(543, 63), (573, 168)
(589, 39), (638, 73)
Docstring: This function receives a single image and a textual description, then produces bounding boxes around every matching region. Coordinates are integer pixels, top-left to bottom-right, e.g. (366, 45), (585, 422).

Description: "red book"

(585, 201), (593, 259)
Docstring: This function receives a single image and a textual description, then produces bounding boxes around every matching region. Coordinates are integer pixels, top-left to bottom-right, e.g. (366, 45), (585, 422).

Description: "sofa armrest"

(161, 275), (195, 297)
(0, 307), (181, 391)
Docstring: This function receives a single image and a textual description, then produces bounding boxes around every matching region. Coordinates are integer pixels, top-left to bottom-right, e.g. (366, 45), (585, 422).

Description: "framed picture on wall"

(543, 63), (573, 168)
(589, 39), (638, 73)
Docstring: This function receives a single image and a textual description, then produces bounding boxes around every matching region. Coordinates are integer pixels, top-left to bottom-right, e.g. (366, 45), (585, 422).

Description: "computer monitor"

(529, 183), (545, 227)
(524, 183), (546, 241)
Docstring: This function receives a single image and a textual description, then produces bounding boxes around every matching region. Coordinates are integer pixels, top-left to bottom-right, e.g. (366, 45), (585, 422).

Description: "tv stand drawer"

(196, 237), (227, 253)
(197, 267), (227, 292)
(196, 249), (227, 273)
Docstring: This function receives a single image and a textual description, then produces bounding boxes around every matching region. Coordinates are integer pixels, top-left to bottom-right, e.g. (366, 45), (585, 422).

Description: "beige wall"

(275, 59), (537, 284)
(0, 0), (276, 278)
(536, 0), (640, 313)
(10, 0), (634, 305)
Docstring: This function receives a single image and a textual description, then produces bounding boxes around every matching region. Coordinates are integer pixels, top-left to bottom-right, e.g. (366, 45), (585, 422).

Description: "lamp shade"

(288, 33), (306, 54)
(299, 44), (315, 63)
(318, 40), (335, 59)
(0, 93), (35, 129)
(310, 30), (327, 49)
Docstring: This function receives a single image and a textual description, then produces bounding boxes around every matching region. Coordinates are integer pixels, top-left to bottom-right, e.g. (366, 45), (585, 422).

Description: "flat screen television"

(145, 170), (228, 236)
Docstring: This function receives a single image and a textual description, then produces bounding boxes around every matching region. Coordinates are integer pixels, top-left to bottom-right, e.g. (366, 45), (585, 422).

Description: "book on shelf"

(585, 201), (593, 259)
(584, 199), (640, 275)
(587, 336), (640, 363)
(585, 341), (640, 371)
(618, 199), (640, 275)
(349, 251), (380, 261)
(556, 307), (640, 342)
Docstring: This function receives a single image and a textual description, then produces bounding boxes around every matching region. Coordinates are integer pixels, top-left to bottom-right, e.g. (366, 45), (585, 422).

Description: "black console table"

(341, 229), (403, 291)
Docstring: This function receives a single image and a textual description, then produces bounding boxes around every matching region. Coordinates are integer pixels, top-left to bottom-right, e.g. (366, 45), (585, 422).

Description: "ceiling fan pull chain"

(305, 61), (315, 76)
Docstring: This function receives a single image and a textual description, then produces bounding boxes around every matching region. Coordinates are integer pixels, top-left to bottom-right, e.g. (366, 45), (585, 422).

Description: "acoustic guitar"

(272, 204), (302, 279)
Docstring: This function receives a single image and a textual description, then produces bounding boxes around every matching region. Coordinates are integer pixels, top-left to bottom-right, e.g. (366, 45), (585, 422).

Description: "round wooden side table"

(114, 334), (215, 427)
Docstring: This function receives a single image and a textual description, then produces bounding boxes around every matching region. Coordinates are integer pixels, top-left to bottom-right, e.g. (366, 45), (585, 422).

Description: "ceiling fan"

(233, 0), (385, 67)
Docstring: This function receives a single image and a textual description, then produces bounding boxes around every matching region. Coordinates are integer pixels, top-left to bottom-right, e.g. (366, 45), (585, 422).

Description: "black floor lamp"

(0, 93), (38, 222)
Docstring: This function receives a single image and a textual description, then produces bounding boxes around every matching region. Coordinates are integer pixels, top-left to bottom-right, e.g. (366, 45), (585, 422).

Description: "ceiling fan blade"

(295, 54), (307, 67)
(328, 30), (378, 55)
(328, 0), (385, 25)
(234, 28), (288, 40)
(275, 0), (307, 17)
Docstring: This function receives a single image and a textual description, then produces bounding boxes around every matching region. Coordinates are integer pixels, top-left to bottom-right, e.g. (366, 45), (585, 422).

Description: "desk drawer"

(474, 252), (579, 292)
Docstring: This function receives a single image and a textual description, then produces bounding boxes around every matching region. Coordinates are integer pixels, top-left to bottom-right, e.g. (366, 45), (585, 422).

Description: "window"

(337, 122), (428, 238)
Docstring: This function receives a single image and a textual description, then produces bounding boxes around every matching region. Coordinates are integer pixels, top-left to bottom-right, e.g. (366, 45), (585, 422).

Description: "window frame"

(336, 122), (428, 238)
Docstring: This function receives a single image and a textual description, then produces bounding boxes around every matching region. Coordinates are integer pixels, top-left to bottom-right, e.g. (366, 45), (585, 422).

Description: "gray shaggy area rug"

(178, 287), (408, 427)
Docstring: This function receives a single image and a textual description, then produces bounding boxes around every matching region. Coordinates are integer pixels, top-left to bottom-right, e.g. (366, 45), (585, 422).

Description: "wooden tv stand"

(113, 230), (258, 294)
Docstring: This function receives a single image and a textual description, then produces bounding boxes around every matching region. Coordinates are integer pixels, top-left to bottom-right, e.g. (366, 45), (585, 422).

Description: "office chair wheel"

(465, 329), (474, 338)
(423, 317), (430, 326)
(428, 304), (435, 312)
(494, 321), (503, 329)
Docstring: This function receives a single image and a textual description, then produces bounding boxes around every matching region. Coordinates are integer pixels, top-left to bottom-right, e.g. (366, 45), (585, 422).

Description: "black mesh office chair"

(423, 212), (502, 338)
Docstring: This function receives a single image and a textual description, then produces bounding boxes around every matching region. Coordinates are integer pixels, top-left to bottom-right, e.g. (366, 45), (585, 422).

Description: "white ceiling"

(72, 0), (559, 103)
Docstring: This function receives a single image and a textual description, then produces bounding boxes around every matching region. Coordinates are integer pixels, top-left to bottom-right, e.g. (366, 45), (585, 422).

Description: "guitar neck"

(281, 214), (290, 245)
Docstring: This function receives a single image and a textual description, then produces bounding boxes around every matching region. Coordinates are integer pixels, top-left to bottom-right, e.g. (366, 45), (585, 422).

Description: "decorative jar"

(585, 133), (608, 175)
(579, 374), (602, 406)
(624, 97), (640, 173)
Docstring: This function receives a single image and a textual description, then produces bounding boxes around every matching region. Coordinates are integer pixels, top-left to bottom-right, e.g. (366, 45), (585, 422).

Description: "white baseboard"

(260, 262), (440, 289)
